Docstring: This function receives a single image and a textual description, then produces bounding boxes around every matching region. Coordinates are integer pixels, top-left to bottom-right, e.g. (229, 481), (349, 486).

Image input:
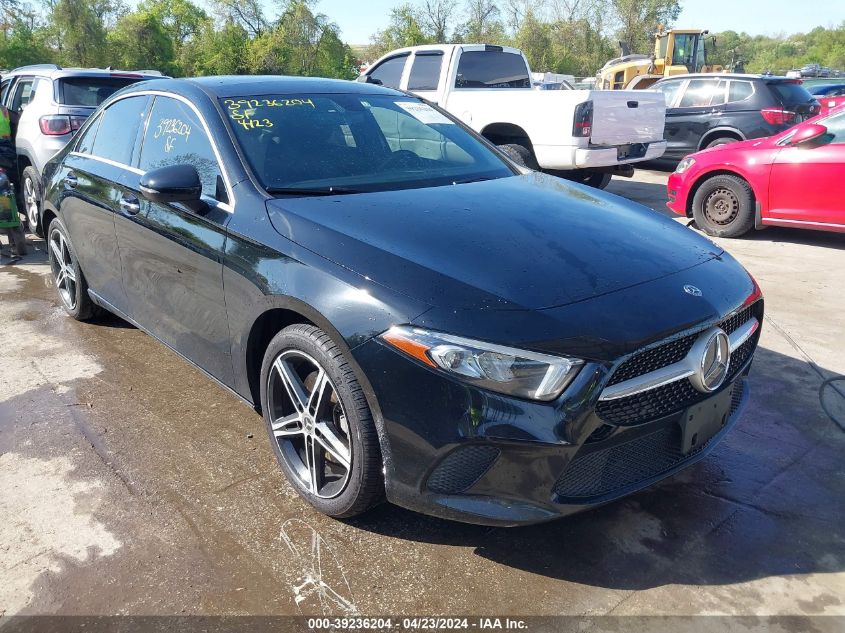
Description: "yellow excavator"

(597, 27), (727, 90)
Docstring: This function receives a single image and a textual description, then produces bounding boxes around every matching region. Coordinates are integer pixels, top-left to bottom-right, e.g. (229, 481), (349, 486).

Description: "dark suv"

(652, 74), (820, 160)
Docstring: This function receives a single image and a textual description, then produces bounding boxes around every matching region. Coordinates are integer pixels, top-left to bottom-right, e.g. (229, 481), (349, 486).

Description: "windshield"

(59, 77), (146, 107)
(222, 94), (514, 194)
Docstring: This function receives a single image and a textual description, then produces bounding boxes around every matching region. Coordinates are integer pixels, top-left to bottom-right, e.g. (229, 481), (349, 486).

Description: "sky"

(306, 0), (845, 45)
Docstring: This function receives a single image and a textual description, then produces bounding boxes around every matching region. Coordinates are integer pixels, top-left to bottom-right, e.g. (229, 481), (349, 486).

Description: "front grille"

(427, 445), (500, 494)
(606, 336), (695, 387)
(555, 382), (743, 500)
(597, 302), (760, 425)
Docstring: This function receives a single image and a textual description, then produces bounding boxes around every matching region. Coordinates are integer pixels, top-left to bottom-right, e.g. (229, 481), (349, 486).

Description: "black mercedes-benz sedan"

(40, 76), (763, 526)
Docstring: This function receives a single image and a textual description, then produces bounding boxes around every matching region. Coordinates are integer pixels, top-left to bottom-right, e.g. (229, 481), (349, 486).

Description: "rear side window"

(728, 80), (754, 103)
(140, 96), (223, 199)
(679, 79), (723, 107)
(408, 54), (443, 91)
(768, 81), (813, 106)
(455, 51), (531, 89)
(369, 55), (408, 89)
(59, 77), (143, 107)
(90, 96), (149, 165)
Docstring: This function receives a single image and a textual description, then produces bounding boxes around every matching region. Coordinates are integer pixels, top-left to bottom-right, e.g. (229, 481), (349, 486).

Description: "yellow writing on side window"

(223, 98), (316, 132)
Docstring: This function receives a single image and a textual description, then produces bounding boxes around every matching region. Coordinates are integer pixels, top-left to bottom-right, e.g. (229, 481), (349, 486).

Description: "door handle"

(64, 173), (77, 189)
(119, 195), (141, 216)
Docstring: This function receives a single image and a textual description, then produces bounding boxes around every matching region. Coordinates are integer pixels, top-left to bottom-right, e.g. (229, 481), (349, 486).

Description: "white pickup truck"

(360, 44), (667, 188)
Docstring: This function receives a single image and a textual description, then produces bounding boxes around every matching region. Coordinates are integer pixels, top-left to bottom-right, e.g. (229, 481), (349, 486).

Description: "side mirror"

(356, 74), (382, 85)
(139, 164), (206, 212)
(789, 123), (828, 147)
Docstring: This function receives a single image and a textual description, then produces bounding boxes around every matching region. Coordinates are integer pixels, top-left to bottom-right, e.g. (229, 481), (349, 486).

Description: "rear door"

(769, 110), (845, 228)
(117, 94), (234, 386)
(7, 75), (37, 139)
(56, 95), (151, 311)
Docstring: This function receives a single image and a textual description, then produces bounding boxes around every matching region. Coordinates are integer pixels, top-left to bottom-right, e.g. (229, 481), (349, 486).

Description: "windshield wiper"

(266, 186), (364, 196)
(451, 176), (496, 185)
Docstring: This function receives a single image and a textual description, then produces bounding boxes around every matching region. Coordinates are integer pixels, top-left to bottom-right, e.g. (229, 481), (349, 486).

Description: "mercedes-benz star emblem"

(684, 284), (703, 297)
(689, 327), (731, 393)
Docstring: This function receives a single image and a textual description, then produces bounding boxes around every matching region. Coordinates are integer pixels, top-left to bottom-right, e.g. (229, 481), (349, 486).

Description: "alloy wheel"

(24, 176), (38, 231)
(704, 187), (740, 225)
(267, 350), (352, 498)
(49, 230), (77, 310)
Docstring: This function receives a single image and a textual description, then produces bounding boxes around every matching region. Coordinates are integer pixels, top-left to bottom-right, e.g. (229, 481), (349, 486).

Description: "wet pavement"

(1, 170), (844, 618)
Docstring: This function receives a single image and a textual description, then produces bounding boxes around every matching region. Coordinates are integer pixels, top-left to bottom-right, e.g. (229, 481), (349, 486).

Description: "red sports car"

(667, 107), (845, 237)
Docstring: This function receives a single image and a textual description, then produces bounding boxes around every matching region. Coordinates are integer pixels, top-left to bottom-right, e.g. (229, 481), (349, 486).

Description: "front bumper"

(352, 300), (761, 526)
(666, 170), (689, 216)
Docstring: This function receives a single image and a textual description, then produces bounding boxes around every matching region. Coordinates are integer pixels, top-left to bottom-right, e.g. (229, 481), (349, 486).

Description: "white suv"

(0, 64), (162, 233)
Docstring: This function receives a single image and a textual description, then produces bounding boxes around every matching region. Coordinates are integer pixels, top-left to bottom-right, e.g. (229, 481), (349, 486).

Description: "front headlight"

(381, 326), (583, 401)
(675, 157), (696, 174)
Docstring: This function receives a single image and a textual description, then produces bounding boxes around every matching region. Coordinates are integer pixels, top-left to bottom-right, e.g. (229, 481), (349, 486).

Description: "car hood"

(266, 173), (724, 311)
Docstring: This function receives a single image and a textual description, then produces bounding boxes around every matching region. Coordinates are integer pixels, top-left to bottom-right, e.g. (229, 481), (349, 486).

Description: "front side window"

(368, 55), (408, 89)
(221, 94), (513, 194)
(654, 80), (683, 106)
(679, 79), (723, 108)
(455, 51), (531, 89)
(139, 96), (223, 199)
(90, 96), (149, 165)
(408, 54), (443, 91)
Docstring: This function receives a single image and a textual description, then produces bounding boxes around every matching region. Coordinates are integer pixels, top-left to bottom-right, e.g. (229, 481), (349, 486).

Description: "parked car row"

(0, 63), (162, 233)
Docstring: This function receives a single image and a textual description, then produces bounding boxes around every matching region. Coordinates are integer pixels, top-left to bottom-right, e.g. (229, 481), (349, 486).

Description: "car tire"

(260, 324), (384, 518)
(47, 217), (100, 320)
(704, 137), (739, 150)
(21, 166), (42, 236)
(496, 143), (538, 169)
(691, 174), (755, 238)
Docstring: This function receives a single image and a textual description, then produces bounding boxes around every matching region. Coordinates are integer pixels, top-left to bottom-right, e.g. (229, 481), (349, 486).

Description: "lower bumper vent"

(427, 445), (500, 494)
(555, 381), (744, 501)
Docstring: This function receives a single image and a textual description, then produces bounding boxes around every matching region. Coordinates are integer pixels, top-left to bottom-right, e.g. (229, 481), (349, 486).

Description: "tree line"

(0, 0), (842, 80)
(369, 0), (845, 77)
(0, 0), (358, 78)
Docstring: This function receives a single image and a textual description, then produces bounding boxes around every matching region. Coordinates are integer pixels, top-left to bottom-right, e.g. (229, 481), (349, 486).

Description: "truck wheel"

(496, 143), (538, 170)
(691, 174), (755, 238)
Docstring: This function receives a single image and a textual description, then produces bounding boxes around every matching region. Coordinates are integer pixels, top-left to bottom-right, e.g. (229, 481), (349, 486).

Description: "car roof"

(118, 75), (404, 99)
(655, 73), (794, 82)
(5, 64), (164, 80)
